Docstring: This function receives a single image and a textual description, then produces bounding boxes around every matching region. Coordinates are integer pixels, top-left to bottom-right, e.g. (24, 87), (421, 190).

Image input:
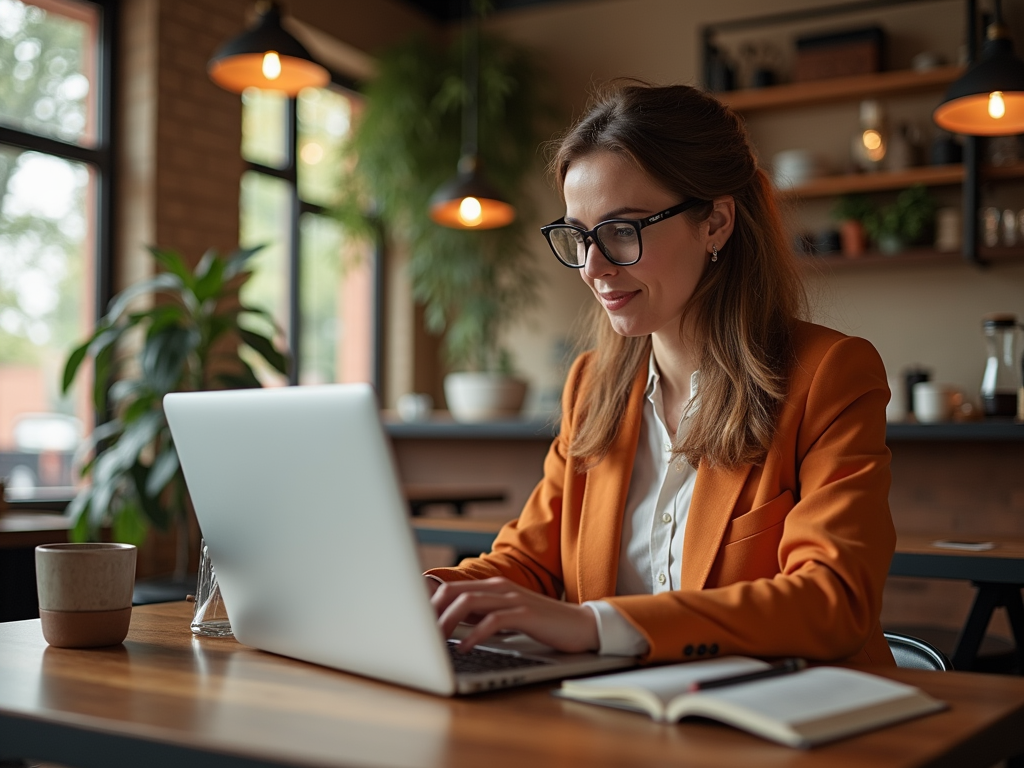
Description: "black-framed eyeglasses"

(540, 198), (709, 268)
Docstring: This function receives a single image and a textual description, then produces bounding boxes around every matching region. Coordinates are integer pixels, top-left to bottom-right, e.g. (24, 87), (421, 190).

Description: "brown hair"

(552, 83), (805, 470)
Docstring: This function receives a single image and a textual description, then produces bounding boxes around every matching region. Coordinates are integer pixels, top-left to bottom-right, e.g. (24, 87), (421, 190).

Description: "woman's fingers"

(430, 576), (516, 616)
(437, 590), (523, 639)
(433, 582), (599, 654)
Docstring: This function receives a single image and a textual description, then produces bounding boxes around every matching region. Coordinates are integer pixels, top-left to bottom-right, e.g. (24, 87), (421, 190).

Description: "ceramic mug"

(35, 543), (137, 648)
(912, 382), (959, 424)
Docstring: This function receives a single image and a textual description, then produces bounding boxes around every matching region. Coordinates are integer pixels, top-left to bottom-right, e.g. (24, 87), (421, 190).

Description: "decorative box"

(794, 26), (885, 82)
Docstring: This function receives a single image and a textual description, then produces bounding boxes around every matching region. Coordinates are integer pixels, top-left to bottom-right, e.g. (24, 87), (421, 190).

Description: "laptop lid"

(164, 384), (634, 696)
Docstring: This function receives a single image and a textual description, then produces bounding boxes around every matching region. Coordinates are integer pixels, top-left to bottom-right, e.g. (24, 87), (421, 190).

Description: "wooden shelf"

(799, 247), (1024, 271)
(718, 66), (963, 113)
(781, 165), (965, 199)
(983, 164), (1024, 181)
(778, 163), (1024, 200)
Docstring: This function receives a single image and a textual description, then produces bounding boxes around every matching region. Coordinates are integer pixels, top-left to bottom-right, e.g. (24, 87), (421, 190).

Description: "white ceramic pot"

(444, 372), (528, 422)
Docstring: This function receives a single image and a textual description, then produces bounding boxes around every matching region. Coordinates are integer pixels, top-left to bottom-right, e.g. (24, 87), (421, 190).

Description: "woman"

(427, 83), (895, 667)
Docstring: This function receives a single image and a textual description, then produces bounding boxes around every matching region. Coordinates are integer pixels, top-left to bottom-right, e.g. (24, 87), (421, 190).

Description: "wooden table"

(2, 603), (1024, 768)
(892, 534), (1024, 671)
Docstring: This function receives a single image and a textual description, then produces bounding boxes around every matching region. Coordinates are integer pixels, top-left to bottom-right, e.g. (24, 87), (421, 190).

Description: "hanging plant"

(334, 32), (554, 372)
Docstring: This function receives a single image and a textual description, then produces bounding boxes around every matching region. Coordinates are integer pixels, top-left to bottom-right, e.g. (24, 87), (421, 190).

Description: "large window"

(239, 82), (377, 389)
(0, 0), (113, 504)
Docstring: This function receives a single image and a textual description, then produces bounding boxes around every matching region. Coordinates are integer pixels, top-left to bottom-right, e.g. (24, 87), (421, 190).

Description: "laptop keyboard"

(447, 641), (551, 674)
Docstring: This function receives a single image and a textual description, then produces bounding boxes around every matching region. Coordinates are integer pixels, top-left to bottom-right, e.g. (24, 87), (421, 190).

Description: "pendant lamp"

(934, 1), (1024, 136)
(428, 10), (515, 230)
(208, 1), (329, 97)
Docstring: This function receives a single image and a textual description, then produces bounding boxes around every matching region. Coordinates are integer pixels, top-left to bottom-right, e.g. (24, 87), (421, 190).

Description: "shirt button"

(662, 512), (672, 524)
(709, 644), (719, 655)
(684, 645), (694, 656)
(697, 644), (707, 656)
(664, 442), (672, 452)
(657, 573), (666, 585)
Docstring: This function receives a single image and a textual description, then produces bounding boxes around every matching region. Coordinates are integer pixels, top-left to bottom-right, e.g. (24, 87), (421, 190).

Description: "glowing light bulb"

(458, 196), (483, 227)
(862, 129), (882, 151)
(989, 91), (1006, 119)
(262, 51), (282, 81)
(861, 129), (885, 162)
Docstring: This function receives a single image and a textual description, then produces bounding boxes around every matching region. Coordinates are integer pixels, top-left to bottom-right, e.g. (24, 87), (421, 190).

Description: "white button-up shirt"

(584, 354), (699, 656)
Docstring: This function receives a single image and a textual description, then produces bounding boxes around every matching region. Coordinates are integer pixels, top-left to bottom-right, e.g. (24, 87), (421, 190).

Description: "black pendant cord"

(963, 0), (979, 264)
(461, 3), (479, 163)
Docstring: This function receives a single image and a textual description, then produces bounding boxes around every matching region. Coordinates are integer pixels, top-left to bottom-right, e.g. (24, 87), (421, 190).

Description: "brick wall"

(118, 0), (246, 290)
(116, 0), (248, 578)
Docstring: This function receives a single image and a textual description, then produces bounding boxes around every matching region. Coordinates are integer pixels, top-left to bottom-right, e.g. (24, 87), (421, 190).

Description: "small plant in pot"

(863, 184), (937, 255)
(61, 246), (289, 579)
(333, 32), (552, 421)
(832, 194), (874, 258)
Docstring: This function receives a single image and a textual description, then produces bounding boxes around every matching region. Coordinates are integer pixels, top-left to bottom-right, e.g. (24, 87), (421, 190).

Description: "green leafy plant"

(832, 193), (875, 224)
(863, 184), (937, 252)
(61, 246), (288, 574)
(334, 33), (553, 372)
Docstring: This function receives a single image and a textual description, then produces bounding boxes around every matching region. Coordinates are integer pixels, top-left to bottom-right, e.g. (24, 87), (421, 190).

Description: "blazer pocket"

(722, 490), (794, 546)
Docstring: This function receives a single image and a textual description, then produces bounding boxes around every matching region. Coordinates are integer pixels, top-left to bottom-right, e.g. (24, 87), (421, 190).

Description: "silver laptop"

(163, 384), (634, 695)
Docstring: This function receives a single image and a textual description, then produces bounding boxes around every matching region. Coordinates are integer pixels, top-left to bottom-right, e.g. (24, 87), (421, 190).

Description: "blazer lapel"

(681, 461), (752, 589)
(576, 361), (647, 602)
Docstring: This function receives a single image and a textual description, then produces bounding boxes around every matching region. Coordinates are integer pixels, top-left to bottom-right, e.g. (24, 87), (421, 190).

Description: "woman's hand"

(430, 577), (600, 654)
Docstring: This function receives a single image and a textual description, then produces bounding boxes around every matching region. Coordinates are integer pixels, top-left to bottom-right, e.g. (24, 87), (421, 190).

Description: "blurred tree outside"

(0, 0), (96, 498)
(0, 0), (93, 395)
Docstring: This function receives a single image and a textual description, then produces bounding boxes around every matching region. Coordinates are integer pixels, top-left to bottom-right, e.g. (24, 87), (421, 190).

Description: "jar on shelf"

(980, 314), (1021, 418)
(851, 100), (886, 172)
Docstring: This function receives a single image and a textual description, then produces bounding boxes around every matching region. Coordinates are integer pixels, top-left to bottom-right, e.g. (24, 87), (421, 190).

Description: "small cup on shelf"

(913, 382), (959, 424)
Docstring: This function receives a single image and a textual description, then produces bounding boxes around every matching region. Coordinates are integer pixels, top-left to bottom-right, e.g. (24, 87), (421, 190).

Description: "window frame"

(0, 0), (117, 325)
(242, 75), (383, 391)
(0, 0), (117, 510)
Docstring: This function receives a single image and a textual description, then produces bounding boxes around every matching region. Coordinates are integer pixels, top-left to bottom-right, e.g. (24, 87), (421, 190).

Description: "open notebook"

(556, 657), (946, 748)
(164, 383), (634, 695)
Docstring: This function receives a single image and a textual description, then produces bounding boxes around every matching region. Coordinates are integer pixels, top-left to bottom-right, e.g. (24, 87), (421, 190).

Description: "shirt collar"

(646, 353), (700, 402)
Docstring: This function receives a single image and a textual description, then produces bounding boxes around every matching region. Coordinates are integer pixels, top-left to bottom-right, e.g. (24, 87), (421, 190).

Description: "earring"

(711, 245), (719, 262)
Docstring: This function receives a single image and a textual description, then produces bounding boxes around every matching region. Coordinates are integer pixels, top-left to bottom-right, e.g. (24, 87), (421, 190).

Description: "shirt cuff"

(583, 600), (650, 657)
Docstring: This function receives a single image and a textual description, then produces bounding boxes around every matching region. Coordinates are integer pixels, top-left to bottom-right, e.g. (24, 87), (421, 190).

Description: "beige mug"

(35, 543), (137, 648)
(912, 382), (960, 424)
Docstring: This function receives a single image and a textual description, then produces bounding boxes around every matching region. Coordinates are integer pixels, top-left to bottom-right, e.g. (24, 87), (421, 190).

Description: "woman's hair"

(551, 82), (806, 470)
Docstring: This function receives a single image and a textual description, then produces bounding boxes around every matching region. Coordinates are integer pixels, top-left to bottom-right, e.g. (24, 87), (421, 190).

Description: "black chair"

(884, 631), (953, 671)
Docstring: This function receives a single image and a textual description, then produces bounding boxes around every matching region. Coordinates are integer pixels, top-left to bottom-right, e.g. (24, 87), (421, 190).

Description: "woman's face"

(562, 151), (711, 340)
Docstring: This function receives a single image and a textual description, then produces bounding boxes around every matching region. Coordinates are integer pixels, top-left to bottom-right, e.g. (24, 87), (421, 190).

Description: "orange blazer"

(428, 321), (896, 667)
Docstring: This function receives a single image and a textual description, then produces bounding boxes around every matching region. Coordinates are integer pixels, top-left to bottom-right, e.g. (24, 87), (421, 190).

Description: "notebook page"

(698, 667), (925, 724)
(565, 657), (768, 708)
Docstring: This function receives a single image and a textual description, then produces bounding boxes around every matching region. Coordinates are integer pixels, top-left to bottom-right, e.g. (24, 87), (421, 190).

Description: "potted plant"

(863, 184), (937, 255)
(334, 33), (552, 420)
(61, 246), (288, 579)
(832, 194), (874, 258)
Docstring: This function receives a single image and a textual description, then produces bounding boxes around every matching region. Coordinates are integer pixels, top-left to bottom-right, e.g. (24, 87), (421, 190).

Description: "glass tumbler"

(191, 538), (233, 637)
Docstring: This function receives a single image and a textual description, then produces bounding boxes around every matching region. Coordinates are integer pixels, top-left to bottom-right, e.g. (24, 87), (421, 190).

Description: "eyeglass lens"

(548, 220), (640, 267)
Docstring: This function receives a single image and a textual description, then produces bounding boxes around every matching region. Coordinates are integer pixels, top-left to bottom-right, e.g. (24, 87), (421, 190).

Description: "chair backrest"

(884, 631), (953, 671)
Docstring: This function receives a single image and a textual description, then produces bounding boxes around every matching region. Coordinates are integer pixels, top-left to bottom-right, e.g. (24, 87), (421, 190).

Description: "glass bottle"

(980, 314), (1020, 418)
(190, 538), (233, 637)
